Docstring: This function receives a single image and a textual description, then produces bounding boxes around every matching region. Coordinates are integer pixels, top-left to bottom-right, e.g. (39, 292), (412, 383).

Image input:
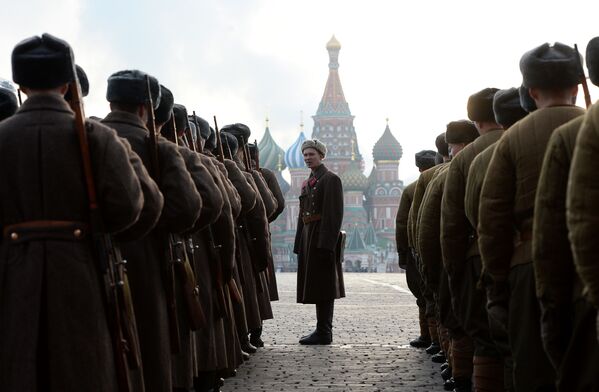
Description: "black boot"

(452, 377), (472, 392)
(443, 377), (455, 391)
(440, 362), (449, 371)
(410, 335), (431, 348)
(240, 339), (257, 354)
(250, 326), (264, 348)
(432, 351), (446, 363)
(441, 366), (452, 381)
(299, 301), (334, 345)
(425, 341), (441, 355)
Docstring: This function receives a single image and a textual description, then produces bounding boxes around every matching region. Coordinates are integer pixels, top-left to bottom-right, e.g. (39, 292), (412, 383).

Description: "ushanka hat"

(520, 42), (579, 89)
(445, 120), (479, 144)
(585, 36), (599, 87)
(189, 115), (211, 140)
(107, 69), (161, 109)
(0, 79), (18, 121)
(415, 150), (437, 171)
(221, 123), (251, 144)
(435, 132), (449, 157)
(154, 85), (174, 124)
(493, 88), (528, 128)
(301, 139), (327, 157)
(467, 88), (499, 122)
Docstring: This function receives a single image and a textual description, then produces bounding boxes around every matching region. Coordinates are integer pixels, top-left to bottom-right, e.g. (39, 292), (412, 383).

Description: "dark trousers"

(316, 300), (334, 334)
(558, 299), (599, 391)
(508, 263), (556, 391)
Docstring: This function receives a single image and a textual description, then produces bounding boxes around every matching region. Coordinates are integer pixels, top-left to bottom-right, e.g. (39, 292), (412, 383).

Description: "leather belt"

(3, 220), (89, 244)
(302, 214), (321, 224)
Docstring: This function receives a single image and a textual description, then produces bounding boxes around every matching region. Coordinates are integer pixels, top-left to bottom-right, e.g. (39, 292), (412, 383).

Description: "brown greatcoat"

(441, 130), (502, 280)
(0, 94), (145, 392)
(260, 167), (284, 301)
(564, 103), (599, 390)
(478, 105), (584, 392)
(172, 145), (223, 389)
(407, 165), (441, 253)
(294, 164), (345, 304)
(417, 164), (449, 298)
(102, 110), (202, 392)
(395, 181), (415, 268)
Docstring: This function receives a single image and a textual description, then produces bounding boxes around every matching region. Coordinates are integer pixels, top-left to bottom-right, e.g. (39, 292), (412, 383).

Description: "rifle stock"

(575, 44), (592, 108)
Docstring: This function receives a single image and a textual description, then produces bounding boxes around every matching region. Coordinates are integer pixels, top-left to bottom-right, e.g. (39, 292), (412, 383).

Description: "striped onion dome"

(258, 126), (286, 171)
(373, 122), (403, 161)
(340, 159), (368, 191)
(284, 131), (307, 169)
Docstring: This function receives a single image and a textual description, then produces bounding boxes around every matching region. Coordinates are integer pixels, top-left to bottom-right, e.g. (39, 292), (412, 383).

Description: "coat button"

(73, 229), (82, 238)
(10, 232), (18, 240)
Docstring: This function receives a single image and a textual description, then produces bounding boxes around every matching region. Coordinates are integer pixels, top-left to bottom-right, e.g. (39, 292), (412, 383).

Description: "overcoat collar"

(310, 164), (328, 181)
(16, 93), (73, 115)
(102, 110), (148, 132)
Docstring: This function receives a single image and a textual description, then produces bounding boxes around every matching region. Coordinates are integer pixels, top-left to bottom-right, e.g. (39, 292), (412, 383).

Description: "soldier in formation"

(0, 33), (284, 392)
(397, 38), (599, 392)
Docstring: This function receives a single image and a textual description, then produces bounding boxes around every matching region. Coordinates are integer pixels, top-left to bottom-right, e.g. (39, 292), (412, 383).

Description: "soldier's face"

(303, 148), (322, 169)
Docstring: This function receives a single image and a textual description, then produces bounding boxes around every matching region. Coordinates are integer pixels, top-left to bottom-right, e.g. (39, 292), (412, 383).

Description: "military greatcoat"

(294, 164), (344, 304)
(0, 94), (145, 392)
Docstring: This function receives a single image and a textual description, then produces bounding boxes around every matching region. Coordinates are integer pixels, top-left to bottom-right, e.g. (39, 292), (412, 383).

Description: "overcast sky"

(2, 0), (599, 183)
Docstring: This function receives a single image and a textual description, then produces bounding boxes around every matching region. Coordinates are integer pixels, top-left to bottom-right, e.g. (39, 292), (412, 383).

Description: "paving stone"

(222, 273), (445, 391)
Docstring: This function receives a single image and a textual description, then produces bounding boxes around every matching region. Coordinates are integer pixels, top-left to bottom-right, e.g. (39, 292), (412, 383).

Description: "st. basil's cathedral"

(258, 36), (404, 272)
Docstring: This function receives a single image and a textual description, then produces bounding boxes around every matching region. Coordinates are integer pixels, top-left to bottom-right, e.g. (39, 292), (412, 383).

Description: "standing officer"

(478, 42), (584, 391)
(0, 33), (145, 391)
(295, 139), (344, 345)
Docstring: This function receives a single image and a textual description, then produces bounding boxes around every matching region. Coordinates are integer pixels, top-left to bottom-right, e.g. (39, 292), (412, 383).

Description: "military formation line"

(0, 33), (286, 392)
(395, 38), (599, 391)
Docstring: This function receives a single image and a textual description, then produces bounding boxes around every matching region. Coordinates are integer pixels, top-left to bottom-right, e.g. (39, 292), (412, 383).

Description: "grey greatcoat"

(102, 110), (202, 392)
(294, 164), (344, 304)
(0, 94), (145, 392)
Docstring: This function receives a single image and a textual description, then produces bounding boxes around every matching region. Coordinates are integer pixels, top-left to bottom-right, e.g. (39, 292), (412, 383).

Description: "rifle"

(70, 67), (137, 392)
(191, 112), (202, 153)
(254, 139), (260, 170)
(170, 111), (179, 146)
(213, 116), (225, 162)
(145, 76), (181, 353)
(17, 89), (23, 106)
(575, 44), (592, 108)
(184, 117), (196, 152)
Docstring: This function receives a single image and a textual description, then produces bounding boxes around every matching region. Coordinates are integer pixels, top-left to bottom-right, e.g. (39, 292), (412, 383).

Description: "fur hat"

(12, 33), (74, 89)
(205, 127), (216, 151)
(445, 120), (479, 144)
(301, 139), (327, 157)
(189, 115), (211, 140)
(520, 42), (580, 89)
(586, 36), (599, 87)
(107, 69), (161, 109)
(493, 88), (528, 128)
(221, 123), (251, 143)
(0, 79), (18, 121)
(154, 85), (174, 124)
(64, 65), (89, 101)
(172, 103), (188, 133)
(415, 150), (437, 171)
(467, 88), (499, 122)
(518, 85), (537, 113)
(435, 132), (449, 157)
(221, 131), (238, 156)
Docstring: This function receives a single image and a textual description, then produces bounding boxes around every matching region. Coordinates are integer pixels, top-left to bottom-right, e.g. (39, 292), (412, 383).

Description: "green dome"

(373, 123), (403, 161)
(340, 160), (368, 191)
(258, 126), (286, 171)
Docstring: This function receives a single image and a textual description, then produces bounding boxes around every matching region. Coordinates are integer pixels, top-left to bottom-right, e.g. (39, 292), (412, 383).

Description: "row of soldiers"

(396, 37), (599, 392)
(0, 33), (285, 392)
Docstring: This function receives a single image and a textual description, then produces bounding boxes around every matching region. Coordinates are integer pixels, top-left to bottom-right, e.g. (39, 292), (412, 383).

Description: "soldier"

(0, 78), (18, 121)
(543, 37), (599, 391)
(407, 132), (449, 355)
(441, 89), (505, 391)
(419, 121), (479, 391)
(249, 142), (284, 345)
(0, 33), (146, 391)
(396, 150), (436, 348)
(295, 139), (345, 345)
(478, 42), (584, 391)
(102, 70), (203, 392)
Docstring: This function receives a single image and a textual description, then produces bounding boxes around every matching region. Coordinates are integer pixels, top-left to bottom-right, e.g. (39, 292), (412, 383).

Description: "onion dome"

(284, 131), (307, 169)
(258, 120), (286, 171)
(373, 120), (403, 161)
(326, 35), (341, 51)
(346, 225), (365, 251)
(340, 159), (368, 191)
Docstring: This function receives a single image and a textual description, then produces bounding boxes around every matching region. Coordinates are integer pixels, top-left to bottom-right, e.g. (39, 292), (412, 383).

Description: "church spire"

(316, 35), (351, 117)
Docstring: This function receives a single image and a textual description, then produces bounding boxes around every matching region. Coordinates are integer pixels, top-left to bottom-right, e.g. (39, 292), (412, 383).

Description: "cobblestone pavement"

(222, 272), (445, 391)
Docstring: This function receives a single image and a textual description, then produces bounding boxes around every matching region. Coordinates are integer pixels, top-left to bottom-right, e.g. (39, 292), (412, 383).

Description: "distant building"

(259, 36), (404, 272)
